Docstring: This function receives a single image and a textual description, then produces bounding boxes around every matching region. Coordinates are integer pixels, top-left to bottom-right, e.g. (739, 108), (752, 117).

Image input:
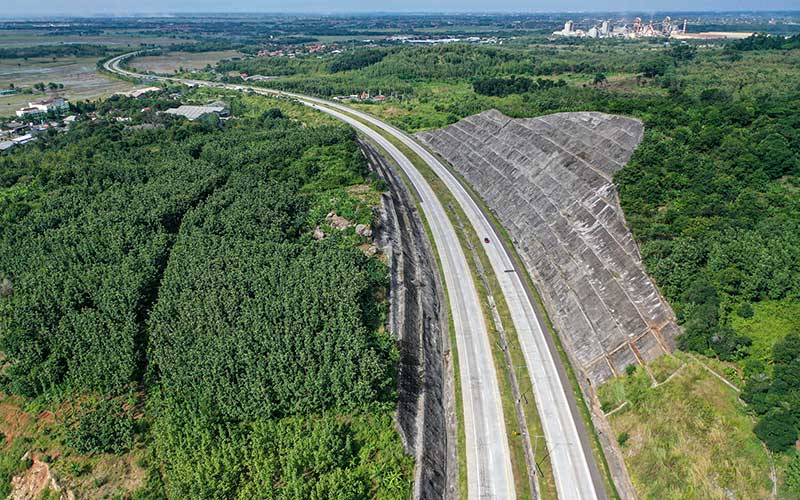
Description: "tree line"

(0, 43), (109, 59)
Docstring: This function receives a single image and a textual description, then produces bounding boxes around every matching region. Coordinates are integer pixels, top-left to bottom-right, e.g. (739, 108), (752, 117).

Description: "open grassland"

(0, 56), (132, 115)
(598, 355), (775, 500)
(129, 50), (243, 74)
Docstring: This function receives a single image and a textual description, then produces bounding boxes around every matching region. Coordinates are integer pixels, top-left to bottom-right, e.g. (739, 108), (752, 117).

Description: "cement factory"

(553, 16), (687, 39)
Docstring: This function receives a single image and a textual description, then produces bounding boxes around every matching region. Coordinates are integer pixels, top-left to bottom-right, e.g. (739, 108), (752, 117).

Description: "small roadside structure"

(115, 86), (161, 99)
(163, 102), (229, 121)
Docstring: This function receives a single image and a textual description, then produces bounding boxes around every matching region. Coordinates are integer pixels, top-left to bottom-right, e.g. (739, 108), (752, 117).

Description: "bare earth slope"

(417, 110), (679, 386)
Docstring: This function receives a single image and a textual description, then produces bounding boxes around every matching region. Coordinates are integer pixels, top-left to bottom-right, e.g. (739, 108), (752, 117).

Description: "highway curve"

(105, 52), (605, 499)
(106, 53), (517, 500)
(318, 103), (607, 500)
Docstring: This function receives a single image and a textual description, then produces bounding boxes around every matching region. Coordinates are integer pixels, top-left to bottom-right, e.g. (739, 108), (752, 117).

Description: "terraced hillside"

(417, 109), (680, 386)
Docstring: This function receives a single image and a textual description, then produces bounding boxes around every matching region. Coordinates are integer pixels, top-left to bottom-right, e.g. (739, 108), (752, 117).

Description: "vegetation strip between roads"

(104, 52), (608, 499)
(364, 130), (544, 499)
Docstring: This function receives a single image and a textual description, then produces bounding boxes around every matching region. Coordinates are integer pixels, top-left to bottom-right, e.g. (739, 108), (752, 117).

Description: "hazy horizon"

(2, 1), (798, 18)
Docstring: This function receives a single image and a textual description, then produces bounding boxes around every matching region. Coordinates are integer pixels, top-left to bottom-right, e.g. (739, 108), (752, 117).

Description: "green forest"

(219, 35), (800, 476)
(2, 23), (800, 497)
(0, 95), (411, 498)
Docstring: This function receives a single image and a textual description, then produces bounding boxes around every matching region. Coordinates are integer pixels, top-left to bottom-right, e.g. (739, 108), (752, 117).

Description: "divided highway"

(105, 52), (604, 500)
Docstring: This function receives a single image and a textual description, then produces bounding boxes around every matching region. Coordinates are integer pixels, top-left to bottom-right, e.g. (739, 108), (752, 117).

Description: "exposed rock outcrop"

(325, 211), (352, 230)
(8, 453), (75, 500)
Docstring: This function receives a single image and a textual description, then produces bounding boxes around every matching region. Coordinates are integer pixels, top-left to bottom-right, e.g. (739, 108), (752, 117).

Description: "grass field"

(129, 50), (243, 75)
(0, 56), (133, 115)
(598, 354), (775, 500)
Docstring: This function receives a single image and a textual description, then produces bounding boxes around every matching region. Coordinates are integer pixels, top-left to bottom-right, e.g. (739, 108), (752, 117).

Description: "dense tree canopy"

(473, 76), (566, 97)
(0, 95), (411, 497)
(731, 33), (800, 51)
(742, 332), (800, 452)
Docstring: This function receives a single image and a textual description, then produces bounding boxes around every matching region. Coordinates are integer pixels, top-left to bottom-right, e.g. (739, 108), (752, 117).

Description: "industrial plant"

(553, 16), (687, 38)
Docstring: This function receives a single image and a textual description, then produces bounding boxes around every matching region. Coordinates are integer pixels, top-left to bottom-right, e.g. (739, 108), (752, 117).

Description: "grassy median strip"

(342, 111), (549, 500)
(447, 202), (553, 500)
(427, 148), (621, 500)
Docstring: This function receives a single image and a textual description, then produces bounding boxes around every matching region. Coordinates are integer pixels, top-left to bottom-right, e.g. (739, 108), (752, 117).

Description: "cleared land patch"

(599, 355), (774, 500)
(129, 51), (242, 74)
(0, 56), (132, 115)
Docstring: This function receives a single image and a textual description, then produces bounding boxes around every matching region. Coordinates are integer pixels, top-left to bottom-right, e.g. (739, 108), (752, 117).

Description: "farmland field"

(0, 29), (183, 48)
(0, 56), (133, 115)
(128, 50), (243, 74)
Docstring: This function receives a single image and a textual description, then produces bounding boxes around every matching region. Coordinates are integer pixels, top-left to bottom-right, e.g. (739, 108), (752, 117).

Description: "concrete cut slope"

(417, 110), (679, 386)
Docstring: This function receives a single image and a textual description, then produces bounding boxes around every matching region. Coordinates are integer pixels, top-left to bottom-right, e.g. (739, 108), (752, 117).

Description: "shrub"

(786, 453), (800, 497)
(65, 397), (134, 455)
(736, 303), (754, 318)
(753, 409), (797, 452)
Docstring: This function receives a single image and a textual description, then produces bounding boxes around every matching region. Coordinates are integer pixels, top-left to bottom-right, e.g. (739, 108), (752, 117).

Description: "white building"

(16, 97), (69, 118)
(116, 86), (161, 99)
(553, 20), (582, 37)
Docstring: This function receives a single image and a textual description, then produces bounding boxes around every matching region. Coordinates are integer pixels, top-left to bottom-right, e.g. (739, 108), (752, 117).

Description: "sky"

(3, 0), (798, 17)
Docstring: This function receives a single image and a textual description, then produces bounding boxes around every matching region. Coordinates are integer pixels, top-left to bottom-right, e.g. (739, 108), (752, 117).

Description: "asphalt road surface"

(320, 105), (606, 500)
(106, 53), (517, 500)
(105, 52), (605, 499)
